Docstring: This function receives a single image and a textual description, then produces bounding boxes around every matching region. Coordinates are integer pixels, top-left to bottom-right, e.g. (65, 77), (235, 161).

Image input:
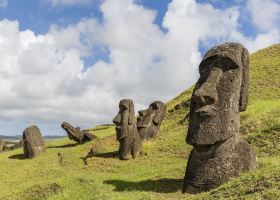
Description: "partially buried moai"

(137, 101), (167, 140)
(182, 43), (256, 193)
(23, 125), (46, 159)
(113, 99), (142, 160)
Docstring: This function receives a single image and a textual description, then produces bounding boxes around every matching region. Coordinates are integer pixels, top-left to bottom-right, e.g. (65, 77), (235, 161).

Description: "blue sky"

(0, 0), (279, 135)
(0, 0), (259, 37)
(0, 0), (272, 62)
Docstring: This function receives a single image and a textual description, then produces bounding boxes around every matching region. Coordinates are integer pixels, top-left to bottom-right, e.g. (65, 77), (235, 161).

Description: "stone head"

(187, 43), (249, 145)
(23, 125), (46, 158)
(113, 99), (135, 139)
(137, 101), (167, 139)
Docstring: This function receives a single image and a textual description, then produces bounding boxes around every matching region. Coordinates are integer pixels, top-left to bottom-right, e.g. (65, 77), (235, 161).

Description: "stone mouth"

(195, 105), (217, 118)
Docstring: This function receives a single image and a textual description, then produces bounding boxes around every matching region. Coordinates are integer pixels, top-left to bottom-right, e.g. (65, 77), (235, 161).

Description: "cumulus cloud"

(0, 0), (280, 135)
(0, 0), (7, 8)
(247, 0), (280, 31)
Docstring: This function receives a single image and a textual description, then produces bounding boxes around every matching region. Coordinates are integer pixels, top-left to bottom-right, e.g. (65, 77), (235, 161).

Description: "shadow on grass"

(9, 154), (25, 160)
(104, 178), (182, 193)
(47, 143), (81, 149)
(93, 151), (119, 158)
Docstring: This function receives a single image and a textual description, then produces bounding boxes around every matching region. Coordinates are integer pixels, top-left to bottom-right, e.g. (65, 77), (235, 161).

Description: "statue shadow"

(9, 154), (25, 160)
(48, 143), (81, 149)
(104, 178), (182, 193)
(92, 151), (119, 158)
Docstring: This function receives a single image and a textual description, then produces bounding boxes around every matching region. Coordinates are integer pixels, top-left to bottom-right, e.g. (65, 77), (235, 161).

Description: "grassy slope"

(0, 44), (280, 200)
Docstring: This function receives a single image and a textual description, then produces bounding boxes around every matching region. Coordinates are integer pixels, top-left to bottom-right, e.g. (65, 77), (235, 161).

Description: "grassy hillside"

(0, 44), (280, 200)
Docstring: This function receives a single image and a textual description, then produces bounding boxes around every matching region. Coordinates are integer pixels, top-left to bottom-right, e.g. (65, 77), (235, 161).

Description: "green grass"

(1, 44), (280, 199)
(88, 125), (116, 138)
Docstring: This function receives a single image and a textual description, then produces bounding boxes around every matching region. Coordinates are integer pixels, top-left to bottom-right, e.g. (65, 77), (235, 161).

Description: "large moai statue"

(182, 43), (256, 193)
(0, 139), (4, 152)
(61, 122), (96, 143)
(137, 101), (167, 140)
(113, 99), (142, 160)
(23, 125), (46, 159)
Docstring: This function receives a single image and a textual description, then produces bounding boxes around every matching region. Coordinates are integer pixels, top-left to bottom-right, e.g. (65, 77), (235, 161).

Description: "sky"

(0, 0), (280, 136)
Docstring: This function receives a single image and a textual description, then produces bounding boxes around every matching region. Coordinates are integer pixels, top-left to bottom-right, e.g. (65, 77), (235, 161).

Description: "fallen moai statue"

(61, 122), (96, 143)
(182, 43), (256, 193)
(1, 140), (23, 151)
(0, 139), (4, 152)
(10, 140), (23, 150)
(113, 99), (142, 160)
(137, 101), (167, 140)
(23, 125), (46, 159)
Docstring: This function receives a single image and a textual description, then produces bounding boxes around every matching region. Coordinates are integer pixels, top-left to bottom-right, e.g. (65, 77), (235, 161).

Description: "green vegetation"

(0, 44), (280, 199)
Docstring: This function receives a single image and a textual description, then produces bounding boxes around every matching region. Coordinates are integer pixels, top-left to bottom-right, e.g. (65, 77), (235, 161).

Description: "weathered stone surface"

(23, 125), (46, 159)
(0, 139), (4, 152)
(137, 101), (167, 139)
(113, 99), (142, 160)
(183, 43), (256, 193)
(61, 122), (96, 143)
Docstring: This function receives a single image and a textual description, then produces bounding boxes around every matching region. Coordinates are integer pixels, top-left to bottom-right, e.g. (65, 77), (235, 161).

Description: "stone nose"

(113, 114), (121, 125)
(138, 110), (146, 116)
(192, 67), (222, 107)
(193, 83), (217, 107)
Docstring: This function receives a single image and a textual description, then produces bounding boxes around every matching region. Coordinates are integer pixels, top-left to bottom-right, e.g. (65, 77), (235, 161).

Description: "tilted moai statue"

(61, 121), (96, 143)
(183, 43), (256, 193)
(113, 99), (142, 160)
(23, 125), (46, 159)
(0, 139), (4, 152)
(137, 101), (167, 140)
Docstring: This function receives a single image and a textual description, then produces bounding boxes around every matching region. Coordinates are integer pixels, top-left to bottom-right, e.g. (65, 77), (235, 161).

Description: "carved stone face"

(113, 99), (135, 140)
(187, 43), (249, 145)
(113, 99), (141, 160)
(137, 101), (167, 139)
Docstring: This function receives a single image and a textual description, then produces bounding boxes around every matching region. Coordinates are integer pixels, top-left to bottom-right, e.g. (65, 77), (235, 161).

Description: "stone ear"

(128, 100), (135, 125)
(153, 104), (167, 125)
(239, 47), (249, 112)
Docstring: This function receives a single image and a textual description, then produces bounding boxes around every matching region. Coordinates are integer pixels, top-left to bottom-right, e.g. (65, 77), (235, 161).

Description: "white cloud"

(0, 0), (280, 135)
(46, 0), (91, 7)
(0, 0), (7, 8)
(247, 0), (280, 31)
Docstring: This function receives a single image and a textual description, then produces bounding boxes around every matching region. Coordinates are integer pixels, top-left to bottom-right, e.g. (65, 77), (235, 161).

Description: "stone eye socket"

(151, 103), (159, 110)
(120, 105), (128, 112)
(138, 110), (145, 116)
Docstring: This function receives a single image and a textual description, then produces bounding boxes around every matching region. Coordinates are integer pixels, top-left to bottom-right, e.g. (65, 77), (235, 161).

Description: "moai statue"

(137, 101), (167, 140)
(23, 125), (46, 159)
(113, 99), (142, 160)
(10, 140), (23, 150)
(0, 139), (4, 152)
(182, 43), (256, 193)
(61, 122), (96, 143)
